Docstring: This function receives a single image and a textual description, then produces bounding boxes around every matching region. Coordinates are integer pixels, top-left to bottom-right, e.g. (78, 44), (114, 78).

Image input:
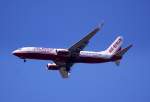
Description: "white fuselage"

(12, 47), (119, 63)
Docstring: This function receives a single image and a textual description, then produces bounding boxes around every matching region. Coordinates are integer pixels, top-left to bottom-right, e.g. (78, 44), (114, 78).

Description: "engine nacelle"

(47, 63), (59, 70)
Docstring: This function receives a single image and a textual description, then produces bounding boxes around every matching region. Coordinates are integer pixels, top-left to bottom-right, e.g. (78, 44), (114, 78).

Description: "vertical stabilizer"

(105, 36), (123, 56)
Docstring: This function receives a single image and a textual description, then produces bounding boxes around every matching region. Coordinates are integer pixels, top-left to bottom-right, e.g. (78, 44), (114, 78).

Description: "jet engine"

(47, 63), (59, 70)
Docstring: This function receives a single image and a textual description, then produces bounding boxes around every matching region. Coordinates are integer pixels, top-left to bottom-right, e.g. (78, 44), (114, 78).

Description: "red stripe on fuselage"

(14, 52), (121, 63)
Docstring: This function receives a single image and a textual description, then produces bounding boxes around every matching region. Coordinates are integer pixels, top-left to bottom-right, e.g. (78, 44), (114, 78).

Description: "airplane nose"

(12, 50), (19, 55)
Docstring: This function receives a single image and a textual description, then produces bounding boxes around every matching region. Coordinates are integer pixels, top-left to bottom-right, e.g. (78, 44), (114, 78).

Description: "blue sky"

(0, 0), (150, 102)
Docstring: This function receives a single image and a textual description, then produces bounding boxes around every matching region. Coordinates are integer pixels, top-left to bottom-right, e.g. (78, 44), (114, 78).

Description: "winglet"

(97, 21), (104, 29)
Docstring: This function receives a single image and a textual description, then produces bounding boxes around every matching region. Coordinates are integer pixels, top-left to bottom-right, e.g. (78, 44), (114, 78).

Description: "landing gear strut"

(23, 59), (26, 62)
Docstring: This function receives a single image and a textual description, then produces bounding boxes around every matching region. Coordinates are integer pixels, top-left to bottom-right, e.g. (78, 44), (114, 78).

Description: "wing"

(54, 61), (74, 78)
(59, 66), (70, 78)
(68, 23), (104, 56)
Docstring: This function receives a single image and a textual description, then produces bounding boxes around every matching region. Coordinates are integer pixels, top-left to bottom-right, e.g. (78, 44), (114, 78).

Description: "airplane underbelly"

(16, 52), (113, 63)
(16, 52), (69, 61)
(74, 56), (111, 63)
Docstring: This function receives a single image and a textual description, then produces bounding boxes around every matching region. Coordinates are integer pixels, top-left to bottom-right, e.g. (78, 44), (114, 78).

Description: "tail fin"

(105, 36), (123, 56)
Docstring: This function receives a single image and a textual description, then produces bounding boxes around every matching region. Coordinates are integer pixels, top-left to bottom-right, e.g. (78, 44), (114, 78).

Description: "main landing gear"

(23, 59), (26, 62)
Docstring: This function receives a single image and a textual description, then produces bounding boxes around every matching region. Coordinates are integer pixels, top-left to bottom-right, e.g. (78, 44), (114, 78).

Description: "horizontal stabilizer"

(115, 44), (133, 57)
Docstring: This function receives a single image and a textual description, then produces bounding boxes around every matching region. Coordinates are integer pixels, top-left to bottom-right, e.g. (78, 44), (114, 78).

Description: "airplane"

(12, 23), (132, 78)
